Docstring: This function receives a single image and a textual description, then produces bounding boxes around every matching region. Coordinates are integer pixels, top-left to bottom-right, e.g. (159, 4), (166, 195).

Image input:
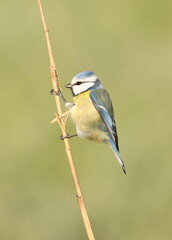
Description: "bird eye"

(76, 81), (82, 85)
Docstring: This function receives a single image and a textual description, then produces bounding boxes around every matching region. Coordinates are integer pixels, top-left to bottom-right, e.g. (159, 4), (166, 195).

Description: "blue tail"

(109, 138), (126, 174)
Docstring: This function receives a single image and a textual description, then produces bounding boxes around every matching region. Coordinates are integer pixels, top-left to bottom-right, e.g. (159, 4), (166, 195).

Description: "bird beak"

(65, 83), (72, 88)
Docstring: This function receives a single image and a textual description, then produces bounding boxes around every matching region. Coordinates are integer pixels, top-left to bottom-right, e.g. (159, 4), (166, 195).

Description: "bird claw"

(60, 134), (77, 140)
(50, 89), (60, 96)
(50, 89), (67, 103)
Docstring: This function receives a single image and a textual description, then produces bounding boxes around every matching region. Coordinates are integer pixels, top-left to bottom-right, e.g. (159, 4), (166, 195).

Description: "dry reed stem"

(37, 1), (95, 239)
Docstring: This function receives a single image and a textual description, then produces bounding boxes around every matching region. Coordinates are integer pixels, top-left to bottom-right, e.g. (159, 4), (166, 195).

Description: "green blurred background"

(1, 0), (172, 239)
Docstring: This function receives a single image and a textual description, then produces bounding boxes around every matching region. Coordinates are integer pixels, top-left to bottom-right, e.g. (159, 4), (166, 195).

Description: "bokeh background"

(1, 0), (172, 239)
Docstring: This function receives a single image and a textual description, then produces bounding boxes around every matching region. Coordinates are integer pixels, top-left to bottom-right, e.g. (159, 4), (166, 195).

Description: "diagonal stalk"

(37, 1), (95, 239)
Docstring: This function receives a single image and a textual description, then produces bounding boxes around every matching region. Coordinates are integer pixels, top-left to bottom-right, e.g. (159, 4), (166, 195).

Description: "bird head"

(66, 71), (103, 96)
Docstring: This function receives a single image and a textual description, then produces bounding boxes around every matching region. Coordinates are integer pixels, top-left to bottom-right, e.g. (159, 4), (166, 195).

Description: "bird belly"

(70, 91), (109, 143)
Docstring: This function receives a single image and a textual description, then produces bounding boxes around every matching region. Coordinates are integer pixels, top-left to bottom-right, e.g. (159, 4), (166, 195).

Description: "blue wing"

(90, 89), (126, 174)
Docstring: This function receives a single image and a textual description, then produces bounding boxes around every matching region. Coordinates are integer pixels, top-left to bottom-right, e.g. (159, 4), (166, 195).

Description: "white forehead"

(71, 71), (97, 85)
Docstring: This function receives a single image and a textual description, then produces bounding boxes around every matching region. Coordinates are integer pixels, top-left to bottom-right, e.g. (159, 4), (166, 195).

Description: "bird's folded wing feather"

(89, 89), (118, 148)
(90, 89), (126, 173)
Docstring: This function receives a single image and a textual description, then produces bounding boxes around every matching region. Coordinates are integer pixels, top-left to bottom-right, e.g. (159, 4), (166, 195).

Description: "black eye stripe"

(75, 81), (82, 85)
(74, 81), (94, 86)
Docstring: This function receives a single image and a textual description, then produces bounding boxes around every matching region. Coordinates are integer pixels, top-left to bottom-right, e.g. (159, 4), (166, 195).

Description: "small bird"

(64, 71), (126, 174)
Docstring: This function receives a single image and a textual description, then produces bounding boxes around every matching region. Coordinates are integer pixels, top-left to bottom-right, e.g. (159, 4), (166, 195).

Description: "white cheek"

(73, 82), (94, 95)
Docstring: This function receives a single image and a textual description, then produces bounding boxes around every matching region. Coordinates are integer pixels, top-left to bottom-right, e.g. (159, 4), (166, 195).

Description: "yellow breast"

(70, 91), (108, 143)
(70, 91), (100, 124)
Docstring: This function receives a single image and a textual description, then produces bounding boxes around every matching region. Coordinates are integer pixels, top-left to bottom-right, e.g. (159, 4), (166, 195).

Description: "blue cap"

(74, 71), (94, 80)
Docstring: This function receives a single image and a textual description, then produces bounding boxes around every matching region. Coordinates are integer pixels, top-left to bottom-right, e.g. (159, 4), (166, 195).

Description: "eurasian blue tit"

(65, 71), (126, 174)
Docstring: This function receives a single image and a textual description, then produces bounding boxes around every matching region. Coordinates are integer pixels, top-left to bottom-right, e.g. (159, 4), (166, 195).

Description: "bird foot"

(50, 89), (60, 96)
(60, 134), (77, 140)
